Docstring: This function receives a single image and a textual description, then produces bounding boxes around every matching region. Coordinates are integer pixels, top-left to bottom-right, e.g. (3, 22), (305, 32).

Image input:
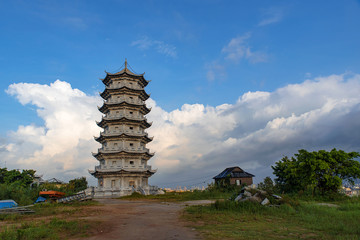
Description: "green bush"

(0, 183), (40, 205)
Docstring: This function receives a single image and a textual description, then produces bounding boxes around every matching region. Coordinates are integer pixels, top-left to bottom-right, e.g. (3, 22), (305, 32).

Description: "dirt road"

(75, 199), (212, 240)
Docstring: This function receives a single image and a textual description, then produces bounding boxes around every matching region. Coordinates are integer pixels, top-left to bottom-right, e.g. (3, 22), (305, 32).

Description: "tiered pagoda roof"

(94, 132), (153, 143)
(96, 116), (152, 129)
(92, 150), (154, 160)
(98, 101), (151, 115)
(101, 66), (150, 87)
(100, 86), (150, 101)
(90, 168), (156, 177)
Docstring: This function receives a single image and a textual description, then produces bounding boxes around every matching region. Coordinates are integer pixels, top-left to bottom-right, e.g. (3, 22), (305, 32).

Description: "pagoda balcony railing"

(105, 99), (144, 105)
(98, 147), (150, 153)
(94, 165), (152, 171)
(103, 115), (146, 121)
(98, 187), (145, 192)
(100, 130), (147, 137)
(107, 83), (143, 90)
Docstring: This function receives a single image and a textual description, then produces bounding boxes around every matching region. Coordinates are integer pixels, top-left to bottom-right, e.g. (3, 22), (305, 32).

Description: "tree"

(68, 177), (88, 193)
(0, 168), (38, 205)
(272, 149), (360, 194)
(258, 176), (275, 194)
(0, 168), (36, 187)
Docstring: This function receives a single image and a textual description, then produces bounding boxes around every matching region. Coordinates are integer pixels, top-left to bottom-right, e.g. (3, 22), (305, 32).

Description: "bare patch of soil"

(72, 199), (213, 240)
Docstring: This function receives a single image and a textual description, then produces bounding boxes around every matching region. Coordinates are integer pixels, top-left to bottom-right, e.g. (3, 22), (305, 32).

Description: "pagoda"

(89, 60), (156, 197)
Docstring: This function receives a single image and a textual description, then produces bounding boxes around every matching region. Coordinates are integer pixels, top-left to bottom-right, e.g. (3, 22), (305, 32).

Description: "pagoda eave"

(100, 87), (150, 101)
(98, 102), (150, 114)
(93, 151), (154, 159)
(97, 118), (151, 128)
(102, 71), (148, 87)
(95, 134), (153, 143)
(90, 169), (155, 178)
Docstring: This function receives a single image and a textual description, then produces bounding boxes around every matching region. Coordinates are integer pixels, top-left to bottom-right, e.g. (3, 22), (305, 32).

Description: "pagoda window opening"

(130, 143), (134, 147)
(129, 111), (133, 115)
(129, 127), (133, 130)
(99, 178), (103, 187)
(129, 180), (135, 187)
(130, 161), (134, 165)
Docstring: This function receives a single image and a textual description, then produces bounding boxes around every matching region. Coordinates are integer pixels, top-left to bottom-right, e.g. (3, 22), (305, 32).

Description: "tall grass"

(185, 197), (360, 239)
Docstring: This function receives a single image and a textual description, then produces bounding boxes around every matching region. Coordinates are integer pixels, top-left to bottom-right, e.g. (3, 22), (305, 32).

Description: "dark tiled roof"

(213, 166), (255, 179)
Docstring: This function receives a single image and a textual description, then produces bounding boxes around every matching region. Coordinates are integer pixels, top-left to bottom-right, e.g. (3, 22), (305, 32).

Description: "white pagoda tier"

(89, 61), (156, 197)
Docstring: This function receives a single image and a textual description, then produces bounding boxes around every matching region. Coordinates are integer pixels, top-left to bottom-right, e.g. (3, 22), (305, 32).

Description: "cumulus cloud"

(131, 36), (177, 58)
(222, 34), (267, 63)
(2, 73), (360, 187)
(147, 73), (360, 186)
(3, 80), (102, 181)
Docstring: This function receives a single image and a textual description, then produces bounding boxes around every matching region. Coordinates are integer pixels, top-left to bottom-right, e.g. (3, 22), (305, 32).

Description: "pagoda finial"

(125, 58), (128, 70)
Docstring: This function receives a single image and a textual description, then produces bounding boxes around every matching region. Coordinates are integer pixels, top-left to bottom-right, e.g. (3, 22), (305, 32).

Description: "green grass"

(0, 200), (100, 239)
(120, 190), (233, 202)
(184, 196), (360, 240)
(0, 218), (90, 240)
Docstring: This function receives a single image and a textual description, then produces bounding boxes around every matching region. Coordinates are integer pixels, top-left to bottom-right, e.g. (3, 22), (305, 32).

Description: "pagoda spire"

(125, 58), (128, 70)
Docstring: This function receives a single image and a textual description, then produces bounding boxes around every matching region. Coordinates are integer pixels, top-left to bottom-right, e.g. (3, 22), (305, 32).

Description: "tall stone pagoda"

(89, 60), (156, 197)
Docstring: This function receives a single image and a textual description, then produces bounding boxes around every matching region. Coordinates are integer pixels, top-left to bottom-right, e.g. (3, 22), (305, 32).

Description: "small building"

(32, 174), (45, 185)
(213, 166), (255, 186)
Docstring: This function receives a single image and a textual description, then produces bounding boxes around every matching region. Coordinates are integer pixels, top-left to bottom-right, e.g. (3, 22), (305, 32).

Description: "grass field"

(1, 192), (359, 239)
(0, 201), (100, 240)
(184, 196), (360, 240)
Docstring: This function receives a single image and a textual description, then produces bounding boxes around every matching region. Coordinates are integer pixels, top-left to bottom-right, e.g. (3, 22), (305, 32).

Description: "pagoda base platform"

(90, 185), (163, 198)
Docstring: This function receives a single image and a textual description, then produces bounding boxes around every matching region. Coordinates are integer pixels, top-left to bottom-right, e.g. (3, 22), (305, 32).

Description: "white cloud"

(258, 7), (283, 26)
(2, 73), (360, 187)
(131, 36), (177, 58)
(148, 73), (360, 186)
(4, 80), (102, 181)
(222, 34), (267, 63)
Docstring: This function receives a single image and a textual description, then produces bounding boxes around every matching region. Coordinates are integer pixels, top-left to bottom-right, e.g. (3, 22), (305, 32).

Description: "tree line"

(259, 148), (360, 196)
(0, 168), (88, 205)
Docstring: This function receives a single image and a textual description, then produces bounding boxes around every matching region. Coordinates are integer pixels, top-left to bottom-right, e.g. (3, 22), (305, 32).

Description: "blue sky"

(1, 0), (360, 187)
